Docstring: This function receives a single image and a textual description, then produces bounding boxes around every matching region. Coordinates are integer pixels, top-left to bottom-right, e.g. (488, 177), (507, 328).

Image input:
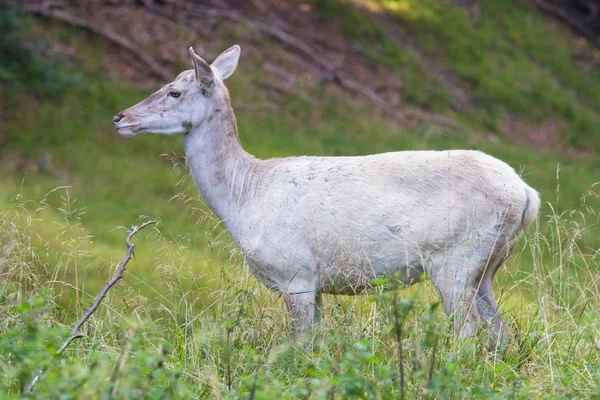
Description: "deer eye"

(168, 90), (181, 98)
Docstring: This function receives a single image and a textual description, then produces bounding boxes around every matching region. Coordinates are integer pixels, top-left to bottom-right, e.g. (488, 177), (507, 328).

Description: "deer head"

(113, 45), (241, 137)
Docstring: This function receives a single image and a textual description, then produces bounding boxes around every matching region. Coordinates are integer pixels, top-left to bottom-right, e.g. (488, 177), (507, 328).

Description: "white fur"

(115, 45), (541, 345)
(211, 45), (240, 80)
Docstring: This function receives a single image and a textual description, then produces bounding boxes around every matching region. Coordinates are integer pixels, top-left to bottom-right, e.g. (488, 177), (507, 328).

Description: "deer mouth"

(116, 124), (142, 136)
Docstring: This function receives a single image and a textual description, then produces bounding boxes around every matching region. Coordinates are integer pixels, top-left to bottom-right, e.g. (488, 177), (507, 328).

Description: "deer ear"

(211, 45), (240, 80)
(189, 47), (214, 95)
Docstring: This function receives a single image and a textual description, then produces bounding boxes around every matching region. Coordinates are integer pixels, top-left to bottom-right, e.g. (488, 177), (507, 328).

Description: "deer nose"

(113, 113), (126, 123)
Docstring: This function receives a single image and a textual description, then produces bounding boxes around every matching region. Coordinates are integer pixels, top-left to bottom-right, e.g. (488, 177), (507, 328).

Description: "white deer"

(114, 45), (540, 346)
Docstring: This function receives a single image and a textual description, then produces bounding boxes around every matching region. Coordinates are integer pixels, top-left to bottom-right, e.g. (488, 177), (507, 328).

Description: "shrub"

(0, 6), (80, 97)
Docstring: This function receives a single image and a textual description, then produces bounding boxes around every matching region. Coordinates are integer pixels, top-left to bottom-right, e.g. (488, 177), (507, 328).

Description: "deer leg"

(474, 255), (513, 350)
(430, 264), (479, 339)
(314, 292), (323, 324)
(444, 286), (479, 339)
(284, 290), (316, 340)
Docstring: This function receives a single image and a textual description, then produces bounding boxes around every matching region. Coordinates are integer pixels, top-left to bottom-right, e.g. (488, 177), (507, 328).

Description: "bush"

(0, 6), (80, 97)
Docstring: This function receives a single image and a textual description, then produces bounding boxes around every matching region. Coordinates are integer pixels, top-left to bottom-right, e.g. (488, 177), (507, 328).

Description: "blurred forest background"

(0, 0), (599, 398)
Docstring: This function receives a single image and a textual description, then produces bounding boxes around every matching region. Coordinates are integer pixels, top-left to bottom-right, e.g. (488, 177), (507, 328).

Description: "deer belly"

(319, 262), (425, 295)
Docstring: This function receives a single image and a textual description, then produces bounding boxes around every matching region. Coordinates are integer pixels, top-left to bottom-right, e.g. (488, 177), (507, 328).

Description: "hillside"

(0, 0), (599, 398)
(1, 0), (598, 291)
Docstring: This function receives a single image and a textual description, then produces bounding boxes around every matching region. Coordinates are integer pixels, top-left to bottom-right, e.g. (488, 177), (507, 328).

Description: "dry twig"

(24, 221), (157, 395)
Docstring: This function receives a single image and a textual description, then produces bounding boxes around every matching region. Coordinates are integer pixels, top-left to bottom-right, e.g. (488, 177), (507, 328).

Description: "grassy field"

(1, 1), (599, 398)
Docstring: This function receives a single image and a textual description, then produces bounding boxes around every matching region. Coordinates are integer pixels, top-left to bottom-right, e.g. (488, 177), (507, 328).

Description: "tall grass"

(0, 183), (598, 399)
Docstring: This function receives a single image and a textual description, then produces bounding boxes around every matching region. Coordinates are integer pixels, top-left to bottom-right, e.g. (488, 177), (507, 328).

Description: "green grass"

(312, 0), (600, 149)
(313, 0), (455, 110)
(1, 2), (600, 398)
(0, 195), (599, 398)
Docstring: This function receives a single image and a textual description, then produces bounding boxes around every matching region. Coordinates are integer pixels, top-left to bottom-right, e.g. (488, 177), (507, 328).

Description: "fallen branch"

(530, 0), (600, 49)
(162, 0), (244, 21)
(404, 107), (459, 128)
(258, 24), (334, 70)
(24, 221), (157, 395)
(264, 62), (297, 90)
(332, 70), (400, 117)
(21, 0), (459, 128)
(18, 4), (172, 81)
(253, 20), (458, 128)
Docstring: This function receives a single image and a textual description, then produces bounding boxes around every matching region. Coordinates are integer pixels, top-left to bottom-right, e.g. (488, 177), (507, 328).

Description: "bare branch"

(18, 4), (172, 81)
(250, 19), (459, 128)
(24, 221), (157, 395)
(530, 0), (600, 49)
(258, 24), (335, 70)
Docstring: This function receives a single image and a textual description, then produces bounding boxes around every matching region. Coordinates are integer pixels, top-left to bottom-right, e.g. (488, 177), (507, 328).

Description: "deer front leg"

(284, 290), (317, 340)
(314, 292), (323, 324)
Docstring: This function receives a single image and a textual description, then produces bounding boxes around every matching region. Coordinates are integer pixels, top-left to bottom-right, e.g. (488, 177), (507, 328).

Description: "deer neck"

(184, 92), (259, 240)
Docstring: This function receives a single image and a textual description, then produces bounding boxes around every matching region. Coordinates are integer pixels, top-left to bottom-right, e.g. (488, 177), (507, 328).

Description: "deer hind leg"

(430, 260), (480, 339)
(473, 250), (513, 350)
(431, 234), (516, 348)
